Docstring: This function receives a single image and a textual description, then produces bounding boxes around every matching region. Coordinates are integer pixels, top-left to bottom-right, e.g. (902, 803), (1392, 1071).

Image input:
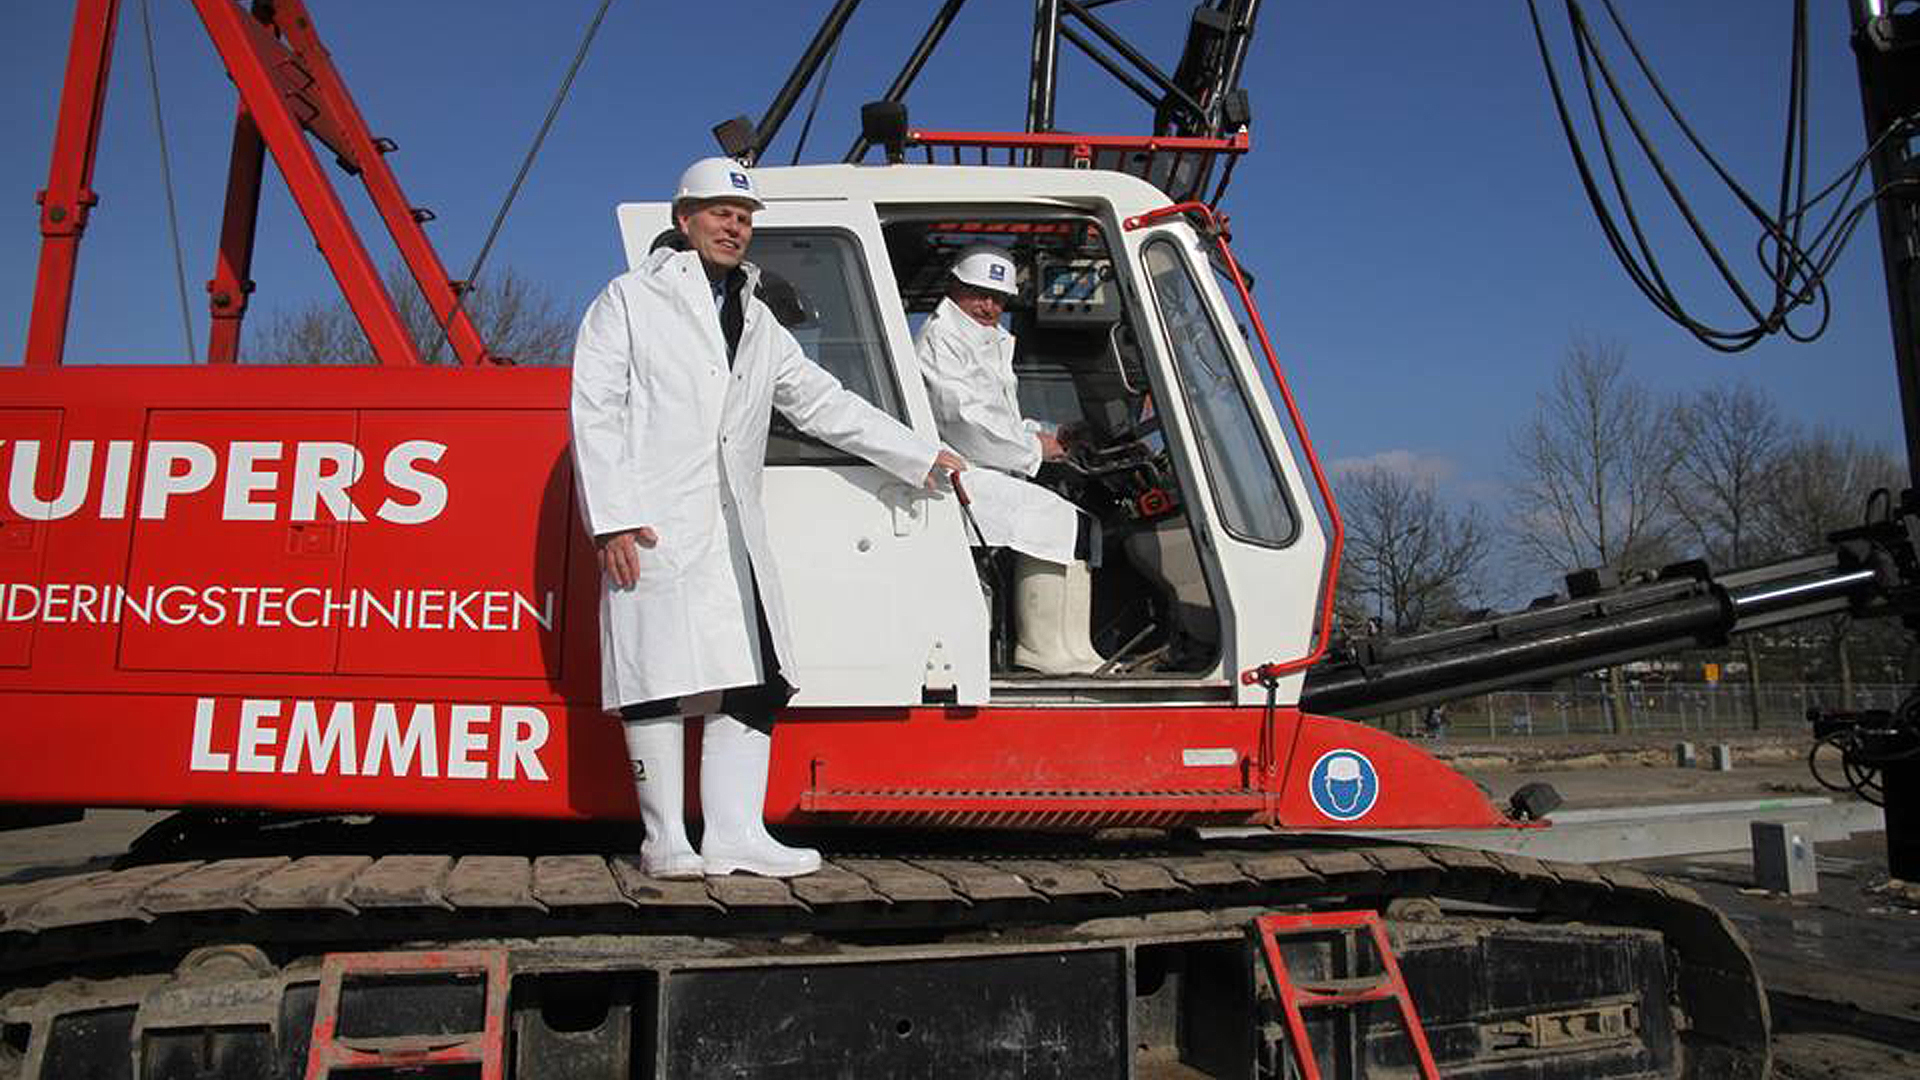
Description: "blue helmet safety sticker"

(1307, 748), (1379, 821)
(989, 263), (1007, 281)
(729, 171), (751, 190)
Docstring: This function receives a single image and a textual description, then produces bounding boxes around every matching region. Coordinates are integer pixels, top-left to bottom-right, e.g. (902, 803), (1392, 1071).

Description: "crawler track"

(0, 833), (1769, 1076)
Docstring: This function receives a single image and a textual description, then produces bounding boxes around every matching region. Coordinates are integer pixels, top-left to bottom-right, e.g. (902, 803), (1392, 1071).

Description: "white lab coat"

(914, 297), (1080, 564)
(572, 249), (939, 713)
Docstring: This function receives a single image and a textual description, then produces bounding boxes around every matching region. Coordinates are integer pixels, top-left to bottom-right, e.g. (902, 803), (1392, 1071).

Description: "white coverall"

(914, 296), (1079, 564)
(571, 248), (940, 712)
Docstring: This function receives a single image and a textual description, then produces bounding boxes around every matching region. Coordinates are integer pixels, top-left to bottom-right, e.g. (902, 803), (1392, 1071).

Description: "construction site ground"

(1448, 731), (1918, 1078)
(1, 731), (1912, 1077)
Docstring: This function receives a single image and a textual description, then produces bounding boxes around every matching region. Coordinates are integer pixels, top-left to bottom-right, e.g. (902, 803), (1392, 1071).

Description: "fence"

(1402, 682), (1906, 739)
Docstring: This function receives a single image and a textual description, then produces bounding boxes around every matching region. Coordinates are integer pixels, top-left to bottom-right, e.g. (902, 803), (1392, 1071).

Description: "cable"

(789, 34), (842, 165)
(1526, 0), (1903, 353)
(139, 0), (197, 362)
(428, 0), (616, 365)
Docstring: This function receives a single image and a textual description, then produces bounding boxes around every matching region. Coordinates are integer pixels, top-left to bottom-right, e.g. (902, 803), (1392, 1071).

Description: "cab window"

(750, 229), (906, 464)
(1142, 238), (1296, 546)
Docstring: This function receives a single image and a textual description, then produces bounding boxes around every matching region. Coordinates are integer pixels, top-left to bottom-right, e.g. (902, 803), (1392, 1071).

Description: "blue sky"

(0, 3), (1902, 533)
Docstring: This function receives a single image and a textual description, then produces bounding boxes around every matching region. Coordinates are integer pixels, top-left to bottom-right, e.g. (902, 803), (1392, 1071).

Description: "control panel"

(1034, 257), (1123, 326)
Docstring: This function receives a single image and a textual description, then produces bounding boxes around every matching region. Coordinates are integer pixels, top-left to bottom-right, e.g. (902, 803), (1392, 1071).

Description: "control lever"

(951, 470), (990, 549)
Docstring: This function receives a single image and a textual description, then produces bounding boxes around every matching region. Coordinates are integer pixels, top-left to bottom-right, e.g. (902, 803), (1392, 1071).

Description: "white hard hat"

(951, 245), (1018, 296)
(1325, 755), (1362, 783)
(673, 156), (764, 211)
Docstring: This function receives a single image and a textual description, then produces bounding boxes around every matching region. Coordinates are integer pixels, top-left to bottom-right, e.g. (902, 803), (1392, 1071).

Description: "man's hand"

(1036, 430), (1066, 461)
(925, 449), (968, 489)
(596, 526), (659, 588)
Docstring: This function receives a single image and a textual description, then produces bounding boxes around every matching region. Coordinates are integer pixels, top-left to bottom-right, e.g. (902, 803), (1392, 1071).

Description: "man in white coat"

(571, 157), (964, 879)
(913, 246), (1102, 675)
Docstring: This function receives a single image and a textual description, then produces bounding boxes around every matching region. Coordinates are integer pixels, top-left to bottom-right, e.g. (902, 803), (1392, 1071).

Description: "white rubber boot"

(1062, 560), (1106, 669)
(620, 718), (704, 879)
(698, 713), (822, 878)
(1013, 554), (1102, 675)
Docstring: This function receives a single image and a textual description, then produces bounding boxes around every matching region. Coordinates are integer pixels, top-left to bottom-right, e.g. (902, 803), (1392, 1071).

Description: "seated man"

(914, 245), (1101, 675)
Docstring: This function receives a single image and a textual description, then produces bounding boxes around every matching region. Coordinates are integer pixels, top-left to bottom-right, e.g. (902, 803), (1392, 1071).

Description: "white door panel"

(615, 199), (988, 706)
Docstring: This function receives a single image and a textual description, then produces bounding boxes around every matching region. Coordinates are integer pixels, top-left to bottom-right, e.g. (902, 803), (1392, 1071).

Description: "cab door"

(1121, 221), (1330, 706)
(614, 201), (987, 706)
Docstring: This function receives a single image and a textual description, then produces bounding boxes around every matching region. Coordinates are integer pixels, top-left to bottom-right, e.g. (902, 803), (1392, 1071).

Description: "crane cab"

(620, 164), (1330, 713)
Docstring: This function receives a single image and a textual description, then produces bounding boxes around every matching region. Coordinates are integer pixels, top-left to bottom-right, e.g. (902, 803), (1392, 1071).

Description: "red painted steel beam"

(909, 128), (1249, 154)
(26, 0), (122, 367)
(205, 105), (265, 365)
(305, 949), (509, 1078)
(190, 0), (421, 366)
(272, 0), (491, 367)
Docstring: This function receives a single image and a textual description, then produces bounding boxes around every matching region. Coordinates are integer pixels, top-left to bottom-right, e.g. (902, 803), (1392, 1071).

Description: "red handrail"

(1124, 201), (1345, 685)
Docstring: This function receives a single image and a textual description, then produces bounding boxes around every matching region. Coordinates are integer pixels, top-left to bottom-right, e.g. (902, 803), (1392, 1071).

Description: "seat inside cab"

(879, 213), (1225, 683)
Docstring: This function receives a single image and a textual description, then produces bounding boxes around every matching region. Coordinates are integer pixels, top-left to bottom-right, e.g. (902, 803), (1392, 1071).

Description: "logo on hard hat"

(989, 263), (1006, 282)
(1307, 748), (1379, 821)
(729, 171), (750, 190)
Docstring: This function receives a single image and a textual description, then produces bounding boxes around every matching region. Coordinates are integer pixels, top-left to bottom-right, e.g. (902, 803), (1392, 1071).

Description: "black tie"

(719, 270), (745, 367)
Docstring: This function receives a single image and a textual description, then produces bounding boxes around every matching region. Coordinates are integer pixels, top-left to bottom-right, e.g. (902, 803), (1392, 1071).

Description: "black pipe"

(1301, 593), (1732, 718)
(1211, 0), (1260, 129)
(1060, 0), (1207, 127)
(1300, 552), (1884, 720)
(843, 0), (969, 162)
(1850, 0), (1920, 881)
(1058, 23), (1163, 111)
(1222, 0), (1260, 86)
(753, 0), (865, 163)
(1729, 567), (1877, 625)
(1028, 0), (1062, 133)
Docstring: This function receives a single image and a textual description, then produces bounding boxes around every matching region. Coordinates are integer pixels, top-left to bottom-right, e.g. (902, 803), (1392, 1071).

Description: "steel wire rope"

(789, 33), (843, 165)
(427, 0), (616, 365)
(138, 0), (197, 362)
(1526, 0), (1901, 353)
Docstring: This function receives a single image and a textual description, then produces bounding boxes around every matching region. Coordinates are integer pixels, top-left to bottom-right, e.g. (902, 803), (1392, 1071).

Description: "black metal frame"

(721, 1), (1263, 165)
(1849, 0), (1920, 881)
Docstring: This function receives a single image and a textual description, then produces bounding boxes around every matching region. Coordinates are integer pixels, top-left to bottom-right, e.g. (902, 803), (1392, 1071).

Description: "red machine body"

(0, 365), (1505, 832)
(2, 0), (1513, 836)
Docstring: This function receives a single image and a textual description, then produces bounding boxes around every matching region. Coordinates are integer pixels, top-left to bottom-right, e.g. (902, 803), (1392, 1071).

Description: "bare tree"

(1510, 338), (1681, 575)
(1671, 384), (1787, 566)
(1757, 427), (1906, 699)
(1508, 338), (1683, 731)
(1336, 465), (1490, 636)
(1670, 383), (1787, 726)
(248, 265), (573, 366)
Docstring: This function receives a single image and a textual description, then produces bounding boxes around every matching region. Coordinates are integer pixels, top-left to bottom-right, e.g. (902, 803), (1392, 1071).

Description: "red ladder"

(303, 948), (510, 1080)
(1251, 910), (1442, 1080)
